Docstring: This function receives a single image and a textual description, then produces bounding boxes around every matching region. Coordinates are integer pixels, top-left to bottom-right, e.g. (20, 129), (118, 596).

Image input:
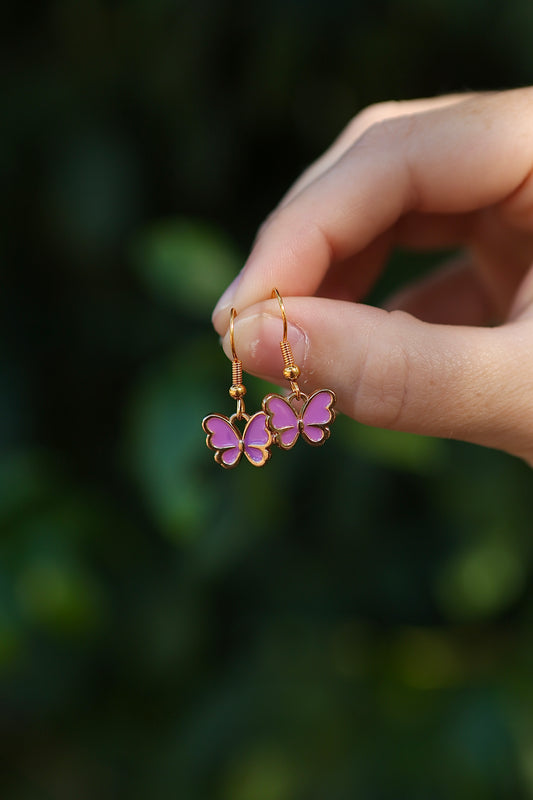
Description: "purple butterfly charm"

(262, 389), (336, 449)
(202, 411), (272, 469)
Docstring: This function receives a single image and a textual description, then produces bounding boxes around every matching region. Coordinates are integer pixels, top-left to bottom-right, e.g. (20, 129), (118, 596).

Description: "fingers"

(317, 231), (393, 303)
(469, 209), (533, 316)
(279, 94), (475, 208)
(225, 296), (533, 462)
(395, 210), (533, 318)
(213, 88), (533, 334)
(385, 255), (496, 326)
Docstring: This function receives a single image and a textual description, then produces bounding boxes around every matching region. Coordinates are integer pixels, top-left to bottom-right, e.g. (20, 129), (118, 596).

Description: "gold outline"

(262, 389), (337, 449)
(202, 411), (272, 469)
(262, 393), (301, 450)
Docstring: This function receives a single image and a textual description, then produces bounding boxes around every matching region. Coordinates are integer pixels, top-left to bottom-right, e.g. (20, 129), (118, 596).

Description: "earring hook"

(272, 288), (287, 341)
(228, 307), (246, 417)
(272, 288), (301, 396)
(229, 307), (238, 361)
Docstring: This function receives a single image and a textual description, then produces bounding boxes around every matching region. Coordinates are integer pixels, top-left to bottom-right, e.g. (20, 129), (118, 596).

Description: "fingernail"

(212, 271), (243, 328)
(223, 312), (308, 377)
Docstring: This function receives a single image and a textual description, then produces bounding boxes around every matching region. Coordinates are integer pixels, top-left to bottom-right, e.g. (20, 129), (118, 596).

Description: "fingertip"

(212, 303), (232, 336)
(220, 326), (233, 362)
(225, 306), (309, 385)
(211, 270), (245, 333)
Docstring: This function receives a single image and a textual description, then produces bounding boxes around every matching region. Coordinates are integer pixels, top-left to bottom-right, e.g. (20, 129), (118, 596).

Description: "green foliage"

(131, 219), (241, 316)
(3, 1), (533, 798)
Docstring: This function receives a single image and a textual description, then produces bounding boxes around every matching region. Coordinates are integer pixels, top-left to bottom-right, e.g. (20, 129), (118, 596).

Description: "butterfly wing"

(262, 393), (300, 449)
(300, 389), (336, 445)
(202, 414), (242, 468)
(242, 411), (272, 466)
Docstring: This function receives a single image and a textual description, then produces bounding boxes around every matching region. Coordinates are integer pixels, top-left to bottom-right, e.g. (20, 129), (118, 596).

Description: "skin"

(212, 88), (533, 465)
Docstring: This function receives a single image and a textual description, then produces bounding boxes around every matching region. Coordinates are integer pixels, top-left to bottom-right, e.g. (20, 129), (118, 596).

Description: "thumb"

(224, 297), (533, 463)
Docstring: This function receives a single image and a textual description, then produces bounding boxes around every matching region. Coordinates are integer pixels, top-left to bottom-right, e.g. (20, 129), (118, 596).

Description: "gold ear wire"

(228, 308), (246, 417)
(272, 288), (301, 397)
(272, 288), (288, 340)
(229, 307), (238, 361)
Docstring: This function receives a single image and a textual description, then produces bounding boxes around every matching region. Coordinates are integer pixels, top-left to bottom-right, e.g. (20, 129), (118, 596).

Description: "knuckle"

(347, 101), (416, 147)
(351, 101), (402, 132)
(357, 113), (416, 152)
(352, 311), (413, 429)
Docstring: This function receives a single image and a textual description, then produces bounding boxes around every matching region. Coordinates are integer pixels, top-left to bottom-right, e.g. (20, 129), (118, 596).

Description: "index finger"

(213, 88), (533, 334)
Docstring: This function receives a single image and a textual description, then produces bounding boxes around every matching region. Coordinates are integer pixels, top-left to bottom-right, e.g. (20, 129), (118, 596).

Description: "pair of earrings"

(202, 289), (337, 469)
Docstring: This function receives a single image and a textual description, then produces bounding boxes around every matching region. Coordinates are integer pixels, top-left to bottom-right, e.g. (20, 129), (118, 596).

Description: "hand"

(212, 88), (533, 465)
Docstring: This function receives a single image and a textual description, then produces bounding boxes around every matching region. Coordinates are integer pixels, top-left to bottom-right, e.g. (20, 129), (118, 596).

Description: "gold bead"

(283, 365), (300, 381)
(229, 383), (246, 399)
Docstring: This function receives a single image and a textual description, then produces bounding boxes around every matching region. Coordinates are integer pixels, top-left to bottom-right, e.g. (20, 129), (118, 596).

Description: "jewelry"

(202, 308), (272, 468)
(262, 289), (336, 449)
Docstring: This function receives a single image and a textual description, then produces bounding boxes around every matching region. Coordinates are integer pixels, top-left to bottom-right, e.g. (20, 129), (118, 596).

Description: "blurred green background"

(2, 2), (533, 798)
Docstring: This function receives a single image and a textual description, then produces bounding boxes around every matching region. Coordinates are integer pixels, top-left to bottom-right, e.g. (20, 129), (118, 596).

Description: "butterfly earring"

(262, 289), (337, 449)
(202, 308), (272, 469)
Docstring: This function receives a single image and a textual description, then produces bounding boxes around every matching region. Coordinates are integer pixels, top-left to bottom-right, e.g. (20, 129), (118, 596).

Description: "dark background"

(2, 2), (533, 798)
